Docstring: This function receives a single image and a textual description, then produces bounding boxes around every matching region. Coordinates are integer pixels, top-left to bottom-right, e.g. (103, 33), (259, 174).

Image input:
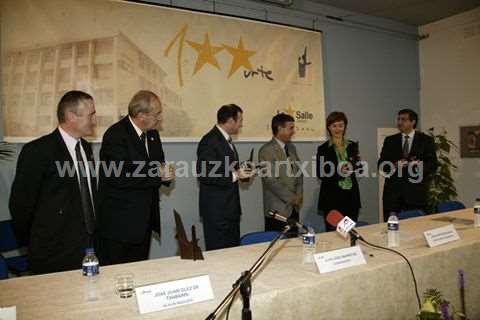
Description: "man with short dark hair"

(196, 104), (253, 250)
(378, 108), (438, 221)
(97, 90), (173, 265)
(259, 113), (303, 235)
(10, 90), (97, 274)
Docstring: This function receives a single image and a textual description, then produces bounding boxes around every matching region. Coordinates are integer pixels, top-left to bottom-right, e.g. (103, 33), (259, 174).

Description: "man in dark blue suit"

(196, 104), (253, 250)
(378, 109), (438, 221)
(97, 90), (173, 265)
(10, 91), (97, 274)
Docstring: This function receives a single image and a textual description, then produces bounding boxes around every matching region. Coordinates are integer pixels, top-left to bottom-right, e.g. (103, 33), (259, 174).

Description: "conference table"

(1, 208), (479, 320)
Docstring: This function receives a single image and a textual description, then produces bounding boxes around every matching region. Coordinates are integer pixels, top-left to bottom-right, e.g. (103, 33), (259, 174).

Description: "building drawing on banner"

(2, 32), (190, 140)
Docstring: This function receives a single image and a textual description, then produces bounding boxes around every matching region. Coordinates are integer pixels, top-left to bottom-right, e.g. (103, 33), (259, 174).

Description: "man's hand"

(291, 194), (303, 207)
(236, 167), (255, 180)
(160, 163), (175, 181)
(398, 159), (409, 168)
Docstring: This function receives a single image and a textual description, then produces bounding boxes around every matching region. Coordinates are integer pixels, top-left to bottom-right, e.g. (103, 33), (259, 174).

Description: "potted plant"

(426, 128), (458, 214)
(417, 288), (465, 320)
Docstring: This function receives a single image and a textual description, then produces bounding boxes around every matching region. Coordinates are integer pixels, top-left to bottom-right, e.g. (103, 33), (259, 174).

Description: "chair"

(240, 231), (286, 246)
(437, 201), (466, 213)
(398, 210), (425, 220)
(356, 221), (369, 227)
(0, 255), (8, 280)
(0, 220), (29, 276)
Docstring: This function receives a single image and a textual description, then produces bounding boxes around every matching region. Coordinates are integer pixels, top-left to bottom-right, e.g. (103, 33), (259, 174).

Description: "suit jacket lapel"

(52, 128), (80, 195)
(394, 133), (403, 158)
(213, 126), (237, 161)
(408, 131), (419, 158)
(81, 138), (97, 202)
(271, 138), (287, 161)
(122, 116), (149, 160)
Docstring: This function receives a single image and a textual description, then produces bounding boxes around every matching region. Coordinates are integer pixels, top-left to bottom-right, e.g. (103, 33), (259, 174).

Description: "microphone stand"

(205, 224), (292, 320)
(350, 231), (362, 247)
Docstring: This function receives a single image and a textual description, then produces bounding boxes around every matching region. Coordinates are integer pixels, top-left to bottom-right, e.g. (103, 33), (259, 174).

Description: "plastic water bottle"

(387, 212), (400, 248)
(82, 248), (100, 301)
(82, 248), (99, 277)
(302, 226), (316, 264)
(474, 198), (480, 227)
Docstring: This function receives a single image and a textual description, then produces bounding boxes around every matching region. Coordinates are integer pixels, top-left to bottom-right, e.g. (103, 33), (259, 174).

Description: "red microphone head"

(326, 210), (345, 227)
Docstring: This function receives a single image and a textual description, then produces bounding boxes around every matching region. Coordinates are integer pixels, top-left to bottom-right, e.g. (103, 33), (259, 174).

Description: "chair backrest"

(0, 220), (19, 252)
(437, 201), (466, 213)
(398, 210), (425, 220)
(240, 231), (283, 245)
(0, 255), (8, 280)
(356, 221), (369, 227)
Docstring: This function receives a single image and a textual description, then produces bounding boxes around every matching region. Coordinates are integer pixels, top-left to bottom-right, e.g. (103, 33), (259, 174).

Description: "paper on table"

(0, 306), (16, 320)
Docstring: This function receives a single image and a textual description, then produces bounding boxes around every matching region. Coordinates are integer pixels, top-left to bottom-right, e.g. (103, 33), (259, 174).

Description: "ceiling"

(307, 0), (480, 26)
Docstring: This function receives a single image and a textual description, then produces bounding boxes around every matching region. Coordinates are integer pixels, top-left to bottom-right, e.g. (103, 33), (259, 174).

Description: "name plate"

(424, 224), (460, 247)
(314, 246), (366, 274)
(135, 275), (214, 314)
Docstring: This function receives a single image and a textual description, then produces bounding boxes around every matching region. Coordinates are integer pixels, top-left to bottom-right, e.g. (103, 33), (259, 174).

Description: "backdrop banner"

(1, 0), (326, 141)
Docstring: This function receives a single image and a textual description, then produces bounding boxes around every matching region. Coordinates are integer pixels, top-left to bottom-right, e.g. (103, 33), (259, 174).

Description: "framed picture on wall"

(460, 126), (480, 158)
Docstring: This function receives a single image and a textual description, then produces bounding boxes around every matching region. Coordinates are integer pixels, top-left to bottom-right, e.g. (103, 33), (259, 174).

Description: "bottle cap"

(85, 247), (95, 254)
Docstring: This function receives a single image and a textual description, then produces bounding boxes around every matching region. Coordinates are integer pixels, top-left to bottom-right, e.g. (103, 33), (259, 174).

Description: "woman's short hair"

(326, 111), (348, 136)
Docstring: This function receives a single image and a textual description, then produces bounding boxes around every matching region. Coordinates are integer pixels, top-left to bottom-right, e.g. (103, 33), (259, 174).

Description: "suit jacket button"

(58, 209), (63, 214)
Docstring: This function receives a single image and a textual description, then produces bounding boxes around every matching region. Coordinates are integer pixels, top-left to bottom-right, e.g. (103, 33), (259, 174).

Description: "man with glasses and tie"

(97, 90), (173, 265)
(10, 91), (97, 274)
(259, 113), (303, 237)
(378, 108), (438, 221)
(197, 104), (254, 250)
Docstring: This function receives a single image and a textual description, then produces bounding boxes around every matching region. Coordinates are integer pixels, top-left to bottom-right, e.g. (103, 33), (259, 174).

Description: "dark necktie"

(402, 135), (410, 159)
(140, 132), (149, 157)
(75, 141), (95, 235)
(284, 144), (290, 158)
(228, 137), (239, 164)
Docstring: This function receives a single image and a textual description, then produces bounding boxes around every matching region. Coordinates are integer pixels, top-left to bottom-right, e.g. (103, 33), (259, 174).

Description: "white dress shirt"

(58, 126), (94, 204)
(402, 130), (415, 154)
(129, 116), (149, 156)
(274, 137), (288, 157)
(216, 124), (238, 182)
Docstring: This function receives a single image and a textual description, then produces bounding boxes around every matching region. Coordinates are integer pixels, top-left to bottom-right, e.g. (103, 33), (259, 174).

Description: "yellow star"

(223, 37), (256, 78)
(284, 105), (295, 117)
(187, 33), (223, 75)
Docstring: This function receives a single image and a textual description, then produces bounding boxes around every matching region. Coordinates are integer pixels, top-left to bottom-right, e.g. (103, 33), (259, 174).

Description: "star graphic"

(187, 33), (223, 75)
(223, 37), (256, 78)
(284, 105), (296, 117)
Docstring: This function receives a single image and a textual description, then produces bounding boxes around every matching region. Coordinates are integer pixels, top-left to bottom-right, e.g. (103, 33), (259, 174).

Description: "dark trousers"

(98, 231), (151, 266)
(323, 206), (359, 232)
(265, 209), (299, 237)
(202, 214), (240, 251)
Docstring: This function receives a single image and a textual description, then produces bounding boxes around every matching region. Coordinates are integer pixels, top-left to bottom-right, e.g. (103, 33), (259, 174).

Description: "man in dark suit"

(97, 90), (173, 265)
(9, 91), (97, 274)
(197, 104), (254, 251)
(378, 109), (438, 221)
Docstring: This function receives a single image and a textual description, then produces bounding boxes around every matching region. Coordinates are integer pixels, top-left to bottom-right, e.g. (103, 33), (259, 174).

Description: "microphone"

(327, 210), (422, 309)
(267, 210), (308, 232)
(326, 210), (364, 242)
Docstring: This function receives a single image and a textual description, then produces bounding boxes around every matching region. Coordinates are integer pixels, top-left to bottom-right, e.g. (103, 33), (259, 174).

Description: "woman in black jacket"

(316, 112), (361, 231)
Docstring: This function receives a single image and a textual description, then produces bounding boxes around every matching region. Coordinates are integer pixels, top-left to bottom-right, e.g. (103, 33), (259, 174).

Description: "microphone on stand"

(266, 210), (308, 232)
(325, 210), (364, 245)
(326, 210), (422, 308)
